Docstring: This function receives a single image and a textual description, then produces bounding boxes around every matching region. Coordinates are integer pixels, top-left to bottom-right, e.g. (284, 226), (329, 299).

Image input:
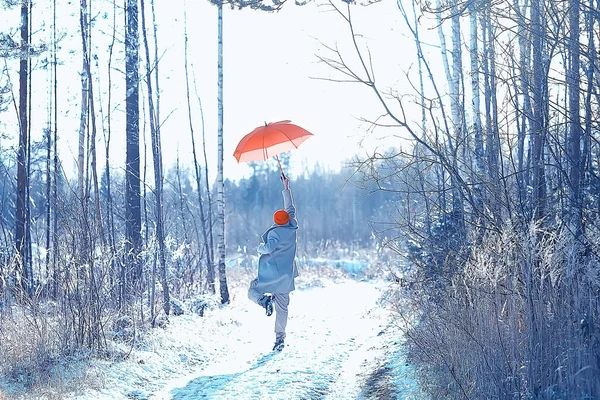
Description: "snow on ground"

(65, 277), (423, 400)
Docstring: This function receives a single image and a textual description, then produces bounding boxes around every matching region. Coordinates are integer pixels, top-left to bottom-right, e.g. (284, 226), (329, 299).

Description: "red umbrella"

(233, 120), (314, 176)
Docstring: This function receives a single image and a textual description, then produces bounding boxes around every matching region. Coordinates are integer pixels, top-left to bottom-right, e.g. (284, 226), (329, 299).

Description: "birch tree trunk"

(52, 0), (59, 299)
(435, 0), (464, 226)
(26, 5), (33, 280)
(77, 0), (93, 277)
(45, 9), (53, 286)
(469, 1), (485, 218)
(217, 2), (230, 304)
(78, 0), (89, 203)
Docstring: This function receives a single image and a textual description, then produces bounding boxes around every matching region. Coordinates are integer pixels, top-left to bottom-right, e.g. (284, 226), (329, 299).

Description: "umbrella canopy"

(233, 120), (313, 163)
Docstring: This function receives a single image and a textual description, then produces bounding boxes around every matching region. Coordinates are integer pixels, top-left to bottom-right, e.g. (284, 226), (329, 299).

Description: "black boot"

(258, 294), (273, 317)
(273, 336), (285, 352)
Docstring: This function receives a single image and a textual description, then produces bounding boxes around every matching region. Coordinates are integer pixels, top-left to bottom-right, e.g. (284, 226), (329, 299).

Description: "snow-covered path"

(150, 280), (418, 400)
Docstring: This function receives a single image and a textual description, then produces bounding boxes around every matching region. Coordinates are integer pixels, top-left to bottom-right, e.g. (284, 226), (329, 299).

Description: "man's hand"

(281, 174), (290, 190)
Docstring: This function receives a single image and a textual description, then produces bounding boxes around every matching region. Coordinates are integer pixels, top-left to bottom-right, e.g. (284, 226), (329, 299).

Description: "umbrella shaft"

(275, 155), (285, 178)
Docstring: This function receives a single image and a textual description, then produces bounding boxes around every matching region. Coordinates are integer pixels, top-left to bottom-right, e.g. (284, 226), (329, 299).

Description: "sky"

(0, 0), (443, 184)
(150, 0), (416, 182)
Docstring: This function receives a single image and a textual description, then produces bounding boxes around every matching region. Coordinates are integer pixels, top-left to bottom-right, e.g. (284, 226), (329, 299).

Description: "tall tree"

(469, 0), (485, 220)
(140, 0), (170, 316)
(125, 0), (142, 300)
(435, 0), (465, 225)
(567, 0), (582, 236)
(78, 0), (90, 202)
(514, 0), (533, 217)
(15, 0), (31, 295)
(216, 1), (230, 304)
(482, 0), (502, 224)
(52, 0), (59, 298)
(531, 0), (547, 221)
(103, 0), (119, 304)
(45, 0), (54, 286)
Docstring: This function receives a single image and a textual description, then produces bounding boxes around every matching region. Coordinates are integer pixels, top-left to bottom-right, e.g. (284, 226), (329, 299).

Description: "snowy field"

(1, 274), (424, 399)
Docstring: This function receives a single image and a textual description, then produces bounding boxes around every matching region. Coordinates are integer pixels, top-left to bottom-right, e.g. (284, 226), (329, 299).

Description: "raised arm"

(281, 175), (296, 220)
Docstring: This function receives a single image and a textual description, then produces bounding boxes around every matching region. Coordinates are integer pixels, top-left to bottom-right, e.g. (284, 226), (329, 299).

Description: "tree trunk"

(217, 2), (230, 304)
(78, 0), (89, 203)
(125, 0), (142, 300)
(45, 9), (53, 291)
(52, 0), (59, 299)
(77, 0), (92, 283)
(531, 0), (547, 222)
(435, 0), (464, 223)
(482, 0), (502, 225)
(16, 0), (31, 296)
(197, 76), (215, 285)
(469, 0), (485, 219)
(140, 0), (170, 317)
(567, 0), (582, 236)
(412, 0), (432, 238)
(26, 0), (33, 289)
(582, 0), (595, 223)
(515, 0), (532, 218)
(82, 0), (104, 245)
(105, 0), (118, 305)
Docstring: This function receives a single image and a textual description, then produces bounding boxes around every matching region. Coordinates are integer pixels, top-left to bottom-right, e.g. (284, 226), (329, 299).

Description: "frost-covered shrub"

(170, 297), (185, 316)
(112, 315), (135, 342)
(187, 294), (219, 317)
(406, 214), (466, 296)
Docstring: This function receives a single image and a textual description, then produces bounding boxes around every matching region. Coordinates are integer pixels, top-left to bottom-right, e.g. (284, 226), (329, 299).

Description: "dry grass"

(0, 304), (102, 400)
(393, 223), (600, 399)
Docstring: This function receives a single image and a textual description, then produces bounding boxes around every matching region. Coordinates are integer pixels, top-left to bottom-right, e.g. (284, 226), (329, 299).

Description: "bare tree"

(185, 0), (215, 293)
(125, 0), (142, 300)
(530, 0), (547, 221)
(567, 0), (582, 236)
(103, 0), (119, 305)
(77, 0), (90, 204)
(140, 0), (170, 317)
(15, 0), (31, 296)
(469, 0), (485, 219)
(52, 0), (59, 298)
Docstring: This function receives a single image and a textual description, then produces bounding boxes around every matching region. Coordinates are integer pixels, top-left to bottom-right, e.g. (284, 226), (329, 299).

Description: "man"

(248, 174), (299, 352)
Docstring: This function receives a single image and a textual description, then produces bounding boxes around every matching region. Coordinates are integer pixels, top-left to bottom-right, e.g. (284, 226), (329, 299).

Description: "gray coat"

(255, 189), (299, 294)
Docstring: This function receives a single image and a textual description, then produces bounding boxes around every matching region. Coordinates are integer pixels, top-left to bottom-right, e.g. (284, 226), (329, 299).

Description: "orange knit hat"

(273, 209), (290, 225)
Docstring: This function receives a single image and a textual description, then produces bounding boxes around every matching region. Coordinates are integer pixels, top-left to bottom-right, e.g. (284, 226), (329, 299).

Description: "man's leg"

(249, 279), (273, 316)
(247, 278), (263, 304)
(273, 292), (290, 340)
